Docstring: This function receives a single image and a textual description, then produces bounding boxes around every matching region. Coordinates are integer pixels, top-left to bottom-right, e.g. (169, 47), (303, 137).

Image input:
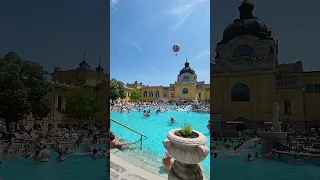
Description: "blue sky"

(0, 0), (109, 73)
(110, 0), (210, 86)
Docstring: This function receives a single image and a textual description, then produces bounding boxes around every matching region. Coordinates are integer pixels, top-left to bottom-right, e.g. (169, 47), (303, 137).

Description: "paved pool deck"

(110, 150), (167, 180)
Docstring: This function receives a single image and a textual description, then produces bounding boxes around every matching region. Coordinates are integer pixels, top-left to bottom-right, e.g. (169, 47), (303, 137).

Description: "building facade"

(124, 59), (210, 103)
(211, 0), (320, 130)
(25, 56), (109, 129)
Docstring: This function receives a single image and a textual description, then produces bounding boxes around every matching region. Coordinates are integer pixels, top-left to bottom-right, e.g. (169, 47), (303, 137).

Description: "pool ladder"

(110, 118), (148, 149)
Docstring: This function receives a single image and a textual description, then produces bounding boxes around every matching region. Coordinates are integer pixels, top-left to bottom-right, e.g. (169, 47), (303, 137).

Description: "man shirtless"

(109, 132), (140, 149)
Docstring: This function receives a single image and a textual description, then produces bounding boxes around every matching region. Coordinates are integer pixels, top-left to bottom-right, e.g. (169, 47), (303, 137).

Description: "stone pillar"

(163, 129), (209, 180)
(259, 132), (287, 154)
(243, 130), (250, 140)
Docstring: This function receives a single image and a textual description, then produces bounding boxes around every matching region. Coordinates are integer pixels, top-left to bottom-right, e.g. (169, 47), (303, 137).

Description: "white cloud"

(111, 0), (120, 15)
(190, 49), (210, 62)
(111, 0), (119, 7)
(167, 0), (207, 31)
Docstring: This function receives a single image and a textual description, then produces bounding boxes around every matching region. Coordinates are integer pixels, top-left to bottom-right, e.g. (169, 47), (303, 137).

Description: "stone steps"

(110, 146), (168, 179)
(110, 151), (166, 180)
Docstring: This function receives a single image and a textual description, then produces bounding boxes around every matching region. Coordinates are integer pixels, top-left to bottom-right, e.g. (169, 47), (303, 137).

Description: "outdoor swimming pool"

(0, 148), (107, 180)
(111, 109), (210, 176)
(211, 141), (320, 180)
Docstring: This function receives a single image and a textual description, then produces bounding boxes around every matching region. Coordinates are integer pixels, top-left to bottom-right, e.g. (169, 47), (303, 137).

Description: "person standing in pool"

(91, 149), (99, 160)
(56, 151), (65, 162)
(170, 117), (178, 123)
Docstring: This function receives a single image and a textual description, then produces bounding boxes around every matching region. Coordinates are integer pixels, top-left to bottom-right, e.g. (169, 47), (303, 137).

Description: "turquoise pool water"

(111, 109), (210, 171)
(211, 141), (320, 180)
(0, 147), (107, 180)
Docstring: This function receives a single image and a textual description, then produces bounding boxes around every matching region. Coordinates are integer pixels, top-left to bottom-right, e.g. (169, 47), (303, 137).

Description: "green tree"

(59, 88), (101, 126)
(130, 88), (141, 101)
(32, 98), (52, 121)
(110, 78), (126, 100)
(0, 52), (52, 130)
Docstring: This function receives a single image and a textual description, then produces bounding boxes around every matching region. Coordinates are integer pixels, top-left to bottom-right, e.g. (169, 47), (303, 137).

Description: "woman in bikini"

(109, 132), (140, 149)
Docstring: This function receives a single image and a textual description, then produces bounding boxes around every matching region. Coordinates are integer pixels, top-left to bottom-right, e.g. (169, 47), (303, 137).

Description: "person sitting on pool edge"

(162, 150), (174, 170)
(109, 132), (141, 149)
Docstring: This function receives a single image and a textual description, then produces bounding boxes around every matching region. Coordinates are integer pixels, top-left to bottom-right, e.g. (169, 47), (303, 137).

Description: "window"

(57, 95), (62, 110)
(143, 91), (147, 97)
(164, 93), (167, 97)
(233, 45), (255, 57)
(315, 84), (320, 93)
(206, 88), (210, 91)
(171, 93), (174, 98)
(182, 88), (188, 94)
(284, 99), (291, 114)
(149, 91), (153, 97)
(306, 84), (314, 93)
(199, 93), (201, 98)
(155, 91), (160, 97)
(231, 83), (250, 101)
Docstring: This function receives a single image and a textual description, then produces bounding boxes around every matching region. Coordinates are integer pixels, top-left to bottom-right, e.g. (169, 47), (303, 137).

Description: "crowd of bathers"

(0, 122), (108, 167)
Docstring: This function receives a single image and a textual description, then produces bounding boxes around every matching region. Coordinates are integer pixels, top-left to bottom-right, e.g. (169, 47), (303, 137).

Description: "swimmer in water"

(86, 146), (92, 152)
(64, 146), (70, 154)
(91, 149), (98, 160)
(170, 117), (178, 123)
(56, 151), (65, 162)
(74, 141), (80, 147)
(247, 154), (253, 161)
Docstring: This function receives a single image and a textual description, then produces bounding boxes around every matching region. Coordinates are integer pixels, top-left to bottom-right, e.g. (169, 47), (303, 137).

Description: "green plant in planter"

(181, 123), (193, 137)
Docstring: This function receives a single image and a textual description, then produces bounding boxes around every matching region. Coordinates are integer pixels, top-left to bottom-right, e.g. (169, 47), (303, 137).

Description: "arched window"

(143, 91), (147, 97)
(182, 88), (188, 94)
(233, 45), (254, 57)
(149, 91), (154, 97)
(231, 83), (250, 101)
(155, 90), (160, 97)
(57, 95), (62, 110)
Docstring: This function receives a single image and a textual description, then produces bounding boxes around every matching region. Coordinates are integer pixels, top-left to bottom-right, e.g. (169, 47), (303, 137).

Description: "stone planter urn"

(163, 129), (209, 180)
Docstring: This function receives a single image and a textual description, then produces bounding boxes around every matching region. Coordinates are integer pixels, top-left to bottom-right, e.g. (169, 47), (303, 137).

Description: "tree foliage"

(59, 88), (101, 125)
(0, 52), (52, 128)
(110, 78), (126, 100)
(130, 88), (141, 100)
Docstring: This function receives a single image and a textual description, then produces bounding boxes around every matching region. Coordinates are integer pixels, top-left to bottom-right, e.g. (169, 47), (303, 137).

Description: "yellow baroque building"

(25, 55), (109, 129)
(211, 0), (320, 130)
(123, 59), (210, 103)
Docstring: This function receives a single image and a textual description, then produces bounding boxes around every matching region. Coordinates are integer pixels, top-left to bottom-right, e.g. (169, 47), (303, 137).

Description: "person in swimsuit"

(56, 151), (65, 162)
(109, 132), (140, 149)
(91, 149), (99, 160)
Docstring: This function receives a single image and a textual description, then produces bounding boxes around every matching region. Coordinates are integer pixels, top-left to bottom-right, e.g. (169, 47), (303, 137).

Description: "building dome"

(220, 0), (272, 45)
(179, 61), (195, 76)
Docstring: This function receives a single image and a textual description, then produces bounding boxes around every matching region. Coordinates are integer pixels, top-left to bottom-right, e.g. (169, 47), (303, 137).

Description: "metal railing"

(274, 139), (320, 154)
(110, 118), (147, 148)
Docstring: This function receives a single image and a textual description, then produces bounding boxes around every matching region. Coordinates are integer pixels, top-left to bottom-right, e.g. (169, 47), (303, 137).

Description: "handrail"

(110, 118), (147, 138)
(110, 118), (147, 149)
